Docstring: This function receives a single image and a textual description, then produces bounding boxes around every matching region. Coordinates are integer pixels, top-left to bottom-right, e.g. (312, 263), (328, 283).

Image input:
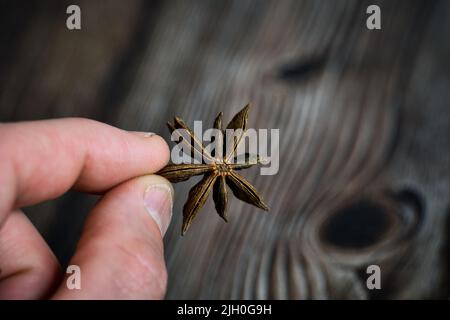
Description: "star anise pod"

(158, 104), (269, 235)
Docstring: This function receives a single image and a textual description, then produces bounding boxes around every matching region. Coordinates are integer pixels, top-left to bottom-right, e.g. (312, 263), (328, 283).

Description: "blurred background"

(1, 0), (449, 299)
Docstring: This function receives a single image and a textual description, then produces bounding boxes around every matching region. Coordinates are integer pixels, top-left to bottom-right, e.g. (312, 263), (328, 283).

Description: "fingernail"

(130, 131), (155, 138)
(144, 185), (173, 236)
(141, 132), (155, 137)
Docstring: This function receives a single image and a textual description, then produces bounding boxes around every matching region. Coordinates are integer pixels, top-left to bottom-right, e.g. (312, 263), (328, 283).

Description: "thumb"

(52, 175), (173, 300)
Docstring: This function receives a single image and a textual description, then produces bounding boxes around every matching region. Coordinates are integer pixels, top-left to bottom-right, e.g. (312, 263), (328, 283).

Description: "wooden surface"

(1, 0), (449, 299)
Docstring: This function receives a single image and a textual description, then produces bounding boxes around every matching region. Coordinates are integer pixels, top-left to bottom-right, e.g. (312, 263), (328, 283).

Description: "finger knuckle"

(113, 239), (168, 298)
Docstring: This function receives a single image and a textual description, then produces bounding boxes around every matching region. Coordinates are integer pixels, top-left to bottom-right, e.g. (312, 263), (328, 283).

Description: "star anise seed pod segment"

(158, 104), (269, 235)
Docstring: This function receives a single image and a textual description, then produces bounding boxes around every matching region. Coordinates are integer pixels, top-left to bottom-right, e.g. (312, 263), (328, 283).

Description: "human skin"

(0, 118), (174, 299)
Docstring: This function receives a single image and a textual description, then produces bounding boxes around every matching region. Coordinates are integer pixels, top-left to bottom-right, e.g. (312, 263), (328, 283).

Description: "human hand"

(0, 118), (173, 299)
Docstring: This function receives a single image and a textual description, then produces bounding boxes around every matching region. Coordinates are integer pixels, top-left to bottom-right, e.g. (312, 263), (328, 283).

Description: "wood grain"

(0, 0), (449, 299)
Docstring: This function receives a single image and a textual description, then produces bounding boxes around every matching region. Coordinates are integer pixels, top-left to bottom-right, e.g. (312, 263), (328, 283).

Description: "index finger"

(0, 118), (170, 223)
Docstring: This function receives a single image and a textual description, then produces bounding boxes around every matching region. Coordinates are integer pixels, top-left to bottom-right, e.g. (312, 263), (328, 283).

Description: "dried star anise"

(158, 104), (269, 235)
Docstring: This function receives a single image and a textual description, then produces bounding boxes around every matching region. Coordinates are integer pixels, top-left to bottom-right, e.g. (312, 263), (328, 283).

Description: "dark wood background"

(1, 0), (449, 299)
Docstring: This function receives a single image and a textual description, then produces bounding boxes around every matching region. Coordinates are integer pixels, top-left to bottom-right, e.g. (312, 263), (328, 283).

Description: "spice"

(158, 104), (269, 235)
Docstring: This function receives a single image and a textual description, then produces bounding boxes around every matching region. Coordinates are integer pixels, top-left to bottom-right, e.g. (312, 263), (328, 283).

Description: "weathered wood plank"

(0, 0), (449, 299)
